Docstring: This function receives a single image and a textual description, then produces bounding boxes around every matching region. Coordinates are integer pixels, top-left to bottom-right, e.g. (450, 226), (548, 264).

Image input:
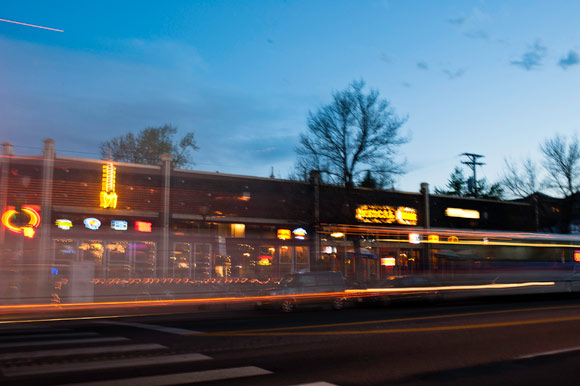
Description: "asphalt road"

(1, 295), (580, 385)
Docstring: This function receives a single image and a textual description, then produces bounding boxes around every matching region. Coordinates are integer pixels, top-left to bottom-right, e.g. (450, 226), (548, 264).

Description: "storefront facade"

(0, 140), (543, 296)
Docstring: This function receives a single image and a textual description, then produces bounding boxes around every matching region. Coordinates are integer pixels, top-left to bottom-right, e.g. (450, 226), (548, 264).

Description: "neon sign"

(100, 162), (118, 209)
(292, 228), (307, 240)
(381, 257), (396, 266)
(277, 229), (291, 240)
(1, 206), (41, 238)
(84, 218), (101, 230)
(409, 233), (421, 244)
(356, 205), (418, 226)
(135, 221), (152, 232)
(111, 220), (127, 231)
(55, 219), (73, 230)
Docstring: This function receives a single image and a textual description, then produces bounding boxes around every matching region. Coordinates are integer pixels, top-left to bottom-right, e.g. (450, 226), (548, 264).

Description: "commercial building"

(0, 140), (550, 299)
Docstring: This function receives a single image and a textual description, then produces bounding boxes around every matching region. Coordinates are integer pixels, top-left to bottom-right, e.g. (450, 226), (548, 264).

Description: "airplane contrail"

(0, 18), (63, 32)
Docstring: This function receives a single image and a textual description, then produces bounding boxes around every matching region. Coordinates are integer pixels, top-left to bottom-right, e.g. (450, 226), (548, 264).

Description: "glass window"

(194, 243), (211, 280)
(54, 239), (77, 279)
(79, 240), (104, 278)
(107, 241), (131, 279)
(172, 242), (191, 278)
(134, 241), (156, 278)
(295, 246), (309, 271)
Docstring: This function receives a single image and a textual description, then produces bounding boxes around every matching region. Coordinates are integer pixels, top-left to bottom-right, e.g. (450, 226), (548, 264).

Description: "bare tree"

(100, 125), (199, 168)
(501, 157), (541, 198)
(294, 80), (408, 188)
(540, 134), (580, 197)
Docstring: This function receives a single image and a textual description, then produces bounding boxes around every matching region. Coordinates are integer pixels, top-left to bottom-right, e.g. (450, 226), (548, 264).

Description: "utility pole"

(461, 153), (485, 197)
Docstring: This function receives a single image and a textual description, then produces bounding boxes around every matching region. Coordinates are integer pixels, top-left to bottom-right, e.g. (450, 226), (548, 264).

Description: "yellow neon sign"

(1, 206), (41, 238)
(100, 163), (118, 209)
(356, 205), (418, 226)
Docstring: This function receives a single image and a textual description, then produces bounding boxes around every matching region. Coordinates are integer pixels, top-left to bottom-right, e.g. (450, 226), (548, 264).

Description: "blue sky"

(1, 0), (580, 193)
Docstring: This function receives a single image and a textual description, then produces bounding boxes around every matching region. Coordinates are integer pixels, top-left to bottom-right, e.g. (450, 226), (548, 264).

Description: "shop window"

(194, 243), (211, 280)
(79, 240), (104, 278)
(107, 241), (131, 279)
(230, 224), (245, 238)
(53, 239), (77, 279)
(172, 242), (192, 278)
(133, 241), (156, 278)
(279, 246), (292, 276)
(295, 246), (310, 271)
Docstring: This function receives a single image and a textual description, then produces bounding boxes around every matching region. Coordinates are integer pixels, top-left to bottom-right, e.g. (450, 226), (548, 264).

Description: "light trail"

(0, 18), (63, 32)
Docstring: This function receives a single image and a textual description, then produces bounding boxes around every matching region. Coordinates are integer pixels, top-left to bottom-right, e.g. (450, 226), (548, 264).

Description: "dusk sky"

(1, 1), (580, 193)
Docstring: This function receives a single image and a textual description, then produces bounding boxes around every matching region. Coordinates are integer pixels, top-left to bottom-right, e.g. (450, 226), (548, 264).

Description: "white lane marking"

(0, 332), (99, 341)
(0, 343), (167, 360)
(2, 353), (211, 377)
(517, 346), (580, 359)
(0, 336), (129, 349)
(60, 366), (272, 386)
(96, 321), (202, 335)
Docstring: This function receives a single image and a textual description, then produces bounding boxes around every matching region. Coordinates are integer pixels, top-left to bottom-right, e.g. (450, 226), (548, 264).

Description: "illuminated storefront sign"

(575, 251), (580, 263)
(445, 208), (480, 219)
(258, 255), (273, 266)
(428, 235), (440, 243)
(100, 162), (118, 209)
(409, 233), (421, 244)
(1, 206), (41, 238)
(135, 221), (152, 232)
(448, 236), (459, 243)
(84, 218), (101, 230)
(277, 229), (291, 240)
(355, 205), (418, 226)
(381, 257), (396, 266)
(111, 220), (128, 231)
(55, 219), (73, 230)
(330, 232), (345, 238)
(292, 228), (307, 240)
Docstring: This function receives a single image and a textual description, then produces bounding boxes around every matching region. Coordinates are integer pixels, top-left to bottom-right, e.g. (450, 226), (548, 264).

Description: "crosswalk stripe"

(0, 336), (129, 349)
(0, 327), (71, 334)
(0, 343), (167, 360)
(59, 366), (272, 386)
(2, 353), (212, 377)
(95, 321), (202, 335)
(0, 332), (99, 341)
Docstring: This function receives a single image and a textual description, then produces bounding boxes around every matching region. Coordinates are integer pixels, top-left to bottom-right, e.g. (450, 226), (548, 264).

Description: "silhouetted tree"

(293, 80), (408, 188)
(359, 170), (378, 188)
(99, 125), (198, 168)
(500, 157), (541, 199)
(435, 166), (503, 199)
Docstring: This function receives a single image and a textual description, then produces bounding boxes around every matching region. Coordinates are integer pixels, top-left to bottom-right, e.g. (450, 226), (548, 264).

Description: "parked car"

(256, 271), (347, 312)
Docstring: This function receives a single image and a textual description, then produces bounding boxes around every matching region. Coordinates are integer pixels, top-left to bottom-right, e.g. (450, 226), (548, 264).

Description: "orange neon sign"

(1, 206), (41, 238)
(100, 162), (118, 209)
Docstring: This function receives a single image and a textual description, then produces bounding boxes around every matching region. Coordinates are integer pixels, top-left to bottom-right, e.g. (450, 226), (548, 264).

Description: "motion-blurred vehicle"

(363, 275), (440, 306)
(256, 271), (347, 312)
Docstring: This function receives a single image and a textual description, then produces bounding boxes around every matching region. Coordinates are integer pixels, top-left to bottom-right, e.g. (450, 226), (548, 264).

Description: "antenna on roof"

(270, 166), (275, 179)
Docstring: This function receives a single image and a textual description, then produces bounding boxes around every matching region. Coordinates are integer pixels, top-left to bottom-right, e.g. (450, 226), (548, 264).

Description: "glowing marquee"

(100, 162), (118, 209)
(355, 205), (418, 226)
(1, 206), (41, 238)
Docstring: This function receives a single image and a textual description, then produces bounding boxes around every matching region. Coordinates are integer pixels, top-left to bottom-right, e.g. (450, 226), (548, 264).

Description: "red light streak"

(0, 18), (63, 32)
